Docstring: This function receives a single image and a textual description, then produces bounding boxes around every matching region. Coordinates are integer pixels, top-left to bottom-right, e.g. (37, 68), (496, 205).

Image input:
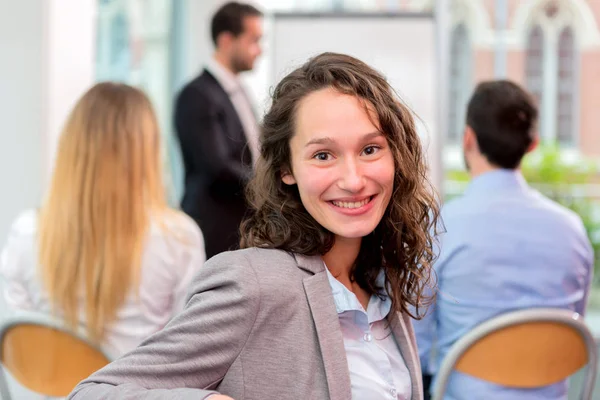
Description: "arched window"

(448, 23), (471, 144)
(556, 26), (575, 145)
(521, 1), (582, 147)
(525, 25), (545, 136)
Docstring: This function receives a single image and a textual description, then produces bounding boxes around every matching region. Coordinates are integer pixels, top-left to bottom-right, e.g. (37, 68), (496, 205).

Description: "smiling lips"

(329, 196), (375, 213)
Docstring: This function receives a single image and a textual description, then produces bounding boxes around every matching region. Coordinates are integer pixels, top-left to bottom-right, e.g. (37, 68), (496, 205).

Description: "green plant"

(522, 142), (596, 185)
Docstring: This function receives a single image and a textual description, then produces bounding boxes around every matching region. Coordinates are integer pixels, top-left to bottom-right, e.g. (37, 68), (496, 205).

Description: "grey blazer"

(68, 248), (423, 400)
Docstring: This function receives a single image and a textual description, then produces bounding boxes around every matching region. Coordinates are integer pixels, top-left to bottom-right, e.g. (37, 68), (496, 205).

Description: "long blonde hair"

(39, 82), (167, 343)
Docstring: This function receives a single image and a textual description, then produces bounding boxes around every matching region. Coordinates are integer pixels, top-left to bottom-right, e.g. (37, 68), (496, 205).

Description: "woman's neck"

(322, 236), (361, 286)
(323, 236), (371, 310)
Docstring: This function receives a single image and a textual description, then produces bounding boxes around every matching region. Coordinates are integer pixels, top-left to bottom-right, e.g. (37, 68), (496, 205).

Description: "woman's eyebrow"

(305, 131), (383, 148)
(305, 136), (335, 147)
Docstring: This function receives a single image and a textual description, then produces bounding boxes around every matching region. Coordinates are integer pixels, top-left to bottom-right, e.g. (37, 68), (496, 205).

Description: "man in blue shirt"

(415, 80), (594, 400)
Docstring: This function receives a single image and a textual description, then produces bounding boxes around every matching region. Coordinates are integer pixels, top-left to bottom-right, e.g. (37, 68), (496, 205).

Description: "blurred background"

(3, 0), (600, 322)
(1, 0), (600, 397)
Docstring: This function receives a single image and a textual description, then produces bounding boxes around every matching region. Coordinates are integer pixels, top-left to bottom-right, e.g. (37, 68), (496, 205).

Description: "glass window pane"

(525, 25), (544, 124)
(556, 27), (575, 146)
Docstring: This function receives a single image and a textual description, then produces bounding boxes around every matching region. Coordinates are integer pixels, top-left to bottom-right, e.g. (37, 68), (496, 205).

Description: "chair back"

(433, 308), (597, 400)
(0, 312), (112, 399)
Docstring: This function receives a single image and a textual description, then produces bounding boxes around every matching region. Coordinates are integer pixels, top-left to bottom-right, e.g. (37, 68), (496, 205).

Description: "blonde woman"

(0, 82), (205, 357)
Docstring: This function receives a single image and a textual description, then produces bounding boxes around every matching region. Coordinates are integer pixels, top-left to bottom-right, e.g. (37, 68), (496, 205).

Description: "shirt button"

(390, 388), (397, 397)
(363, 332), (372, 342)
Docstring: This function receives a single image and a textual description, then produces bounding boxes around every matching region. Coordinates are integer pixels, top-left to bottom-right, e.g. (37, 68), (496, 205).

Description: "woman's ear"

(281, 170), (296, 185)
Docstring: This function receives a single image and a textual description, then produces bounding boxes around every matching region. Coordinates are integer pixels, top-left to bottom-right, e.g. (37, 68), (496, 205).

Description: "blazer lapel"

(296, 254), (352, 400)
(389, 312), (424, 400)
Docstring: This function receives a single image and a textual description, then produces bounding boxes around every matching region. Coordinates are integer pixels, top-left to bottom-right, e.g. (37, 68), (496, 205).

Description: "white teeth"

(332, 198), (370, 209)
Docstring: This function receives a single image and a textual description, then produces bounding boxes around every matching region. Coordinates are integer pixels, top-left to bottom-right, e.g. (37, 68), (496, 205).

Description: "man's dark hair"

(466, 80), (538, 169)
(211, 2), (262, 46)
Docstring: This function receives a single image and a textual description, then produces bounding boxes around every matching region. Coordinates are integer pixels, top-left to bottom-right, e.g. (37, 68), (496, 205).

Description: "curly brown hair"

(240, 52), (439, 317)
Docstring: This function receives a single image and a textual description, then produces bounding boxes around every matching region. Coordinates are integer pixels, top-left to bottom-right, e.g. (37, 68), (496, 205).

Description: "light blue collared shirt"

(414, 169), (594, 400)
(325, 267), (412, 399)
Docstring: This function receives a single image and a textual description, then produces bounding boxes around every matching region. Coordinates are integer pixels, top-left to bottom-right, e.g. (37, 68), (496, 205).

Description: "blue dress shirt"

(325, 267), (412, 399)
(414, 169), (594, 400)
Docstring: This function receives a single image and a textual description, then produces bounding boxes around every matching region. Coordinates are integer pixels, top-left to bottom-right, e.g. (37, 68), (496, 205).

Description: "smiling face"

(282, 87), (395, 243)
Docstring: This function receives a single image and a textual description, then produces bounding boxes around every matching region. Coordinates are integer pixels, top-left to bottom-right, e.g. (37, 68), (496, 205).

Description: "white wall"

(0, 2), (45, 244)
(0, 0), (95, 243)
(45, 0), (96, 174)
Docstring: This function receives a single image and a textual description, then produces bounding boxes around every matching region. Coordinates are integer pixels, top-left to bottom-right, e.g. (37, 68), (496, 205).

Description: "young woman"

(68, 53), (439, 400)
(0, 83), (205, 357)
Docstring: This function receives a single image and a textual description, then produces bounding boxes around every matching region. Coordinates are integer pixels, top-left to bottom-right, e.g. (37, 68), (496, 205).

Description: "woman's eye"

(363, 145), (380, 156)
(314, 152), (331, 161)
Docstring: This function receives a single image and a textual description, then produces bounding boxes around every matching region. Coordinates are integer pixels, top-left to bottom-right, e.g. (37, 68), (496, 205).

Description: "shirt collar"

(206, 58), (240, 94)
(464, 169), (529, 197)
(324, 266), (392, 323)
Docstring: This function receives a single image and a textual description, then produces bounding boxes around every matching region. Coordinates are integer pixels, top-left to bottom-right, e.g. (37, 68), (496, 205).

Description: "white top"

(0, 209), (205, 357)
(206, 58), (260, 164)
(325, 267), (412, 400)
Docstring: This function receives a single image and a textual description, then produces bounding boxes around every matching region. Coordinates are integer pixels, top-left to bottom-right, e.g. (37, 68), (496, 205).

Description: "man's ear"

(526, 135), (540, 154)
(216, 31), (234, 50)
(281, 170), (296, 185)
(463, 125), (479, 153)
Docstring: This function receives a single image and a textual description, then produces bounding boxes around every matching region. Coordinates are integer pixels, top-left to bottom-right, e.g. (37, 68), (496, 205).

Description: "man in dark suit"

(174, 2), (263, 259)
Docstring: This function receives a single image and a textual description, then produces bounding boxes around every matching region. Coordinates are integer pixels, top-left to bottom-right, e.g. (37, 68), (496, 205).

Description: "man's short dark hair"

(211, 2), (262, 46)
(466, 80), (538, 169)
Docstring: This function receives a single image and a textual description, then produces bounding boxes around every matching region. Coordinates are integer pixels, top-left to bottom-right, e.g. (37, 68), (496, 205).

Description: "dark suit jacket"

(174, 69), (252, 259)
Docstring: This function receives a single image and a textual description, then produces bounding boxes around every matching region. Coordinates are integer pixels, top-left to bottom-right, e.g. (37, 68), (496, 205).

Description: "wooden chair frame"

(0, 311), (114, 399)
(433, 308), (598, 400)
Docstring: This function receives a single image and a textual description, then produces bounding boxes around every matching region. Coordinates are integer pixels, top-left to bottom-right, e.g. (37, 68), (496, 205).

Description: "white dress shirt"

(206, 58), (260, 164)
(325, 266), (412, 399)
(0, 209), (206, 357)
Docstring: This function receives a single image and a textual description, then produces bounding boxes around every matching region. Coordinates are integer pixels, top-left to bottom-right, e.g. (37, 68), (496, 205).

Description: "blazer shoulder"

(208, 248), (306, 288)
(208, 248), (295, 269)
(190, 71), (225, 94)
(176, 72), (229, 112)
(209, 249), (315, 318)
(176, 79), (211, 105)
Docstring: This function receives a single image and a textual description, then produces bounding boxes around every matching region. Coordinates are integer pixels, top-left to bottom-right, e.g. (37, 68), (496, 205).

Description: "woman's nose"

(337, 159), (366, 193)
